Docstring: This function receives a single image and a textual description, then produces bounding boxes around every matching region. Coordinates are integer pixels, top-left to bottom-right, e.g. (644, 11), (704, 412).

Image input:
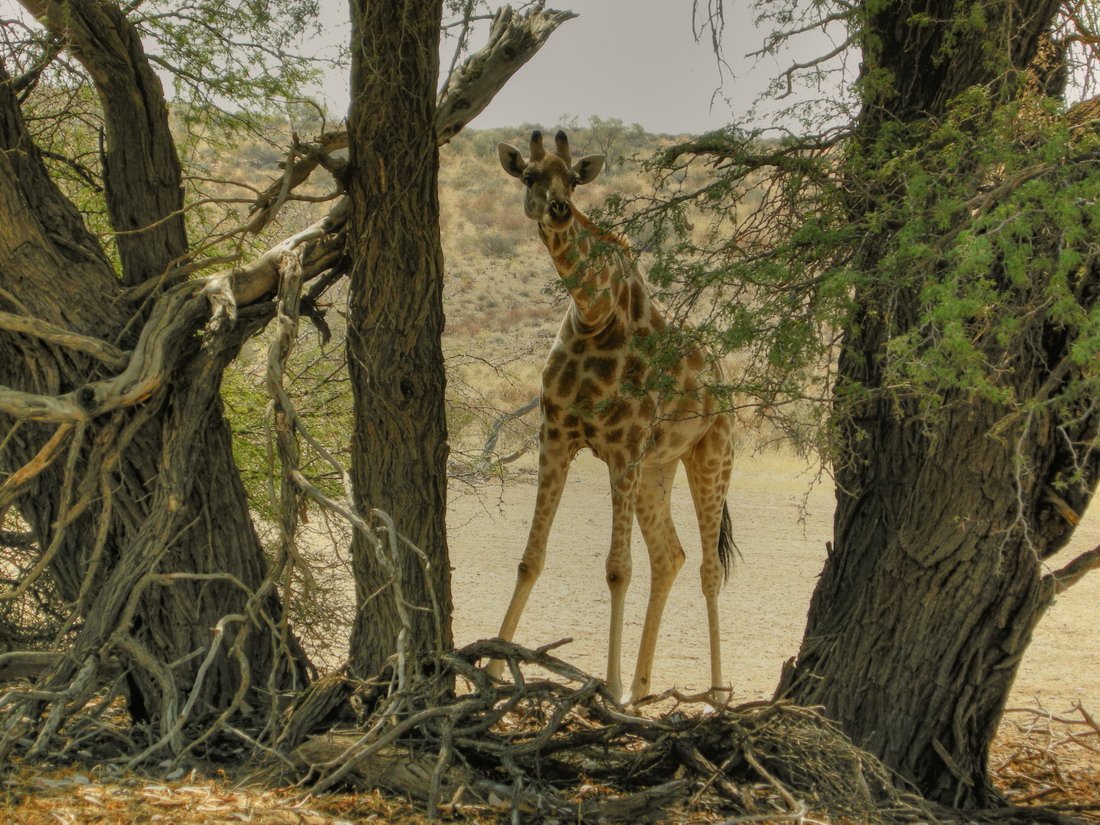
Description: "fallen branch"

(285, 639), (911, 824)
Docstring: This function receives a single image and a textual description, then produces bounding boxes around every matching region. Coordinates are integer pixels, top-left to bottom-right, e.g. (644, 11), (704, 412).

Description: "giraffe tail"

(718, 500), (738, 585)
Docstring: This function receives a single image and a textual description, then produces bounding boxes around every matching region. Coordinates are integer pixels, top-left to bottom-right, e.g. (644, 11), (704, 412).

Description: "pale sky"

(308, 0), (783, 136)
(0, 0), (800, 136)
(450, 1), (769, 135)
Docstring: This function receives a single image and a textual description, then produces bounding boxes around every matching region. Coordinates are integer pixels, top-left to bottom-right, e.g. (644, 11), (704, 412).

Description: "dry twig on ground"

(288, 638), (917, 824)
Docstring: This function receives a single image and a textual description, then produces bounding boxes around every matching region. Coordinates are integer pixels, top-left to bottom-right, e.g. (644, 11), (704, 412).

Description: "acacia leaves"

(132, 0), (325, 122)
(622, 84), (1100, 453)
(870, 92), (1100, 417)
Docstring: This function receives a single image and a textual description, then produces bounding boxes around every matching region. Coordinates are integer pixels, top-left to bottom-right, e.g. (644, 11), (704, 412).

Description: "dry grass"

(0, 766), (453, 825)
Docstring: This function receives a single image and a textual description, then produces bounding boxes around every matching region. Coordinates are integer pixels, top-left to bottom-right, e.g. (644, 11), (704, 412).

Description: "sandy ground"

(448, 449), (1100, 712)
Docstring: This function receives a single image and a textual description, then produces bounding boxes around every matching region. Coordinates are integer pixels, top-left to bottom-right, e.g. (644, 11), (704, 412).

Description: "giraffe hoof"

(705, 687), (731, 709)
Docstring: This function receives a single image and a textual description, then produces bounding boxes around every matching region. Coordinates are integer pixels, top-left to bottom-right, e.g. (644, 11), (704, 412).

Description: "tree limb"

(0, 422), (72, 520)
(0, 201), (347, 423)
(435, 3), (578, 144)
(1043, 544), (1100, 594)
(19, 0), (188, 287)
(0, 311), (128, 371)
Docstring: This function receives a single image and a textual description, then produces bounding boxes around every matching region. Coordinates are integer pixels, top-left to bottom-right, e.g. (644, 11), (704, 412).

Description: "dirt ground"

(448, 449), (1100, 712)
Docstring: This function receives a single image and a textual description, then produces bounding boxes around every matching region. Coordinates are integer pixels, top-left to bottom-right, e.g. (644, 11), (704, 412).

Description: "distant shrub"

(480, 231), (518, 257)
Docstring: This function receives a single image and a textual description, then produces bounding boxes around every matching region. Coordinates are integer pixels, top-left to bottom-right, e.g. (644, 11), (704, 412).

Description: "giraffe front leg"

(604, 460), (639, 702)
(488, 437), (571, 682)
(627, 461), (685, 705)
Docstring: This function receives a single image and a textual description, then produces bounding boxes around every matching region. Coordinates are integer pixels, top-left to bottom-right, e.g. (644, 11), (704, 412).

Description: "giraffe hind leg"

(683, 416), (735, 704)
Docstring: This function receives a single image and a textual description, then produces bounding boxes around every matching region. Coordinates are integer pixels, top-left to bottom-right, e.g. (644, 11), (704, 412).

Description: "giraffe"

(489, 129), (736, 704)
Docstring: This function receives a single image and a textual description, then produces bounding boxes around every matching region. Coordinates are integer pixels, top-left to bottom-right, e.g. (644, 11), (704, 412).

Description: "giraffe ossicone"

(489, 129), (736, 705)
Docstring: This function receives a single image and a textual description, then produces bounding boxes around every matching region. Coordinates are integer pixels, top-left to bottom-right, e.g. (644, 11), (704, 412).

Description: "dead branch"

(479, 394), (539, 465)
(0, 651), (61, 681)
(435, 3), (578, 144)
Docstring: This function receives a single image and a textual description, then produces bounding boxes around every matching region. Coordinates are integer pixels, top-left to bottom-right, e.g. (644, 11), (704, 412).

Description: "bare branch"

(436, 3), (577, 144)
(1043, 544), (1100, 594)
(0, 422), (73, 521)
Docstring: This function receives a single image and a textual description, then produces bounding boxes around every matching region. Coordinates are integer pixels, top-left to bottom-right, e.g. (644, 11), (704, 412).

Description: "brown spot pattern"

(558, 360), (577, 396)
(630, 282), (645, 322)
(595, 326), (626, 351)
(606, 400), (632, 426)
(622, 355), (645, 383)
(584, 356), (618, 384)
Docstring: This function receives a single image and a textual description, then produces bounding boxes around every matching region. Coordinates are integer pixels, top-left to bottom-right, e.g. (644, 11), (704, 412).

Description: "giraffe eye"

(523, 174), (534, 188)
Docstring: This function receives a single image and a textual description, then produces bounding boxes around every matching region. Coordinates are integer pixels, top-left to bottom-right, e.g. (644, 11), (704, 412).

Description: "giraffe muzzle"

(548, 199), (571, 223)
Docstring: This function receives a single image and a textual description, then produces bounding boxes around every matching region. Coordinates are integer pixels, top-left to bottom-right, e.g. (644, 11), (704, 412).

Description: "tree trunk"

(785, 0), (1098, 807)
(787, 380), (1093, 804)
(345, 0), (453, 680)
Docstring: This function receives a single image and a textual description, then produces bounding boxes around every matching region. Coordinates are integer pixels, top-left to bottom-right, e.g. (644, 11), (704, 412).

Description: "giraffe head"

(499, 130), (604, 231)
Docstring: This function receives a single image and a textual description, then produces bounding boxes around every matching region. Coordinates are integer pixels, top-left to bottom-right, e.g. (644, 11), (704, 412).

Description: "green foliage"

(858, 93), (1100, 416)
(617, 79), (1100, 457)
(132, 0), (327, 129)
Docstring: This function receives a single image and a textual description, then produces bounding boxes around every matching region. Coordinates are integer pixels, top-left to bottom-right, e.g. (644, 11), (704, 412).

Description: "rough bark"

(0, 18), (306, 750)
(345, 0), (452, 680)
(19, 0), (188, 287)
(786, 0), (1098, 807)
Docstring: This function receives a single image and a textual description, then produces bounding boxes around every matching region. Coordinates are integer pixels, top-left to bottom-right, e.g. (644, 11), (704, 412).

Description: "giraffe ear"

(573, 155), (604, 185)
(498, 143), (527, 178)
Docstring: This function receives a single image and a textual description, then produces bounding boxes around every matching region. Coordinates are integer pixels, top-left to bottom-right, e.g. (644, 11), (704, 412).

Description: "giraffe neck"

(538, 209), (634, 332)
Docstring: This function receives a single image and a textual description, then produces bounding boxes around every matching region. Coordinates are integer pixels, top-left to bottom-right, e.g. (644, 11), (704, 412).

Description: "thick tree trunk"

(20, 0), (188, 286)
(345, 0), (453, 679)
(788, 376), (1093, 804)
(786, 0), (1098, 807)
